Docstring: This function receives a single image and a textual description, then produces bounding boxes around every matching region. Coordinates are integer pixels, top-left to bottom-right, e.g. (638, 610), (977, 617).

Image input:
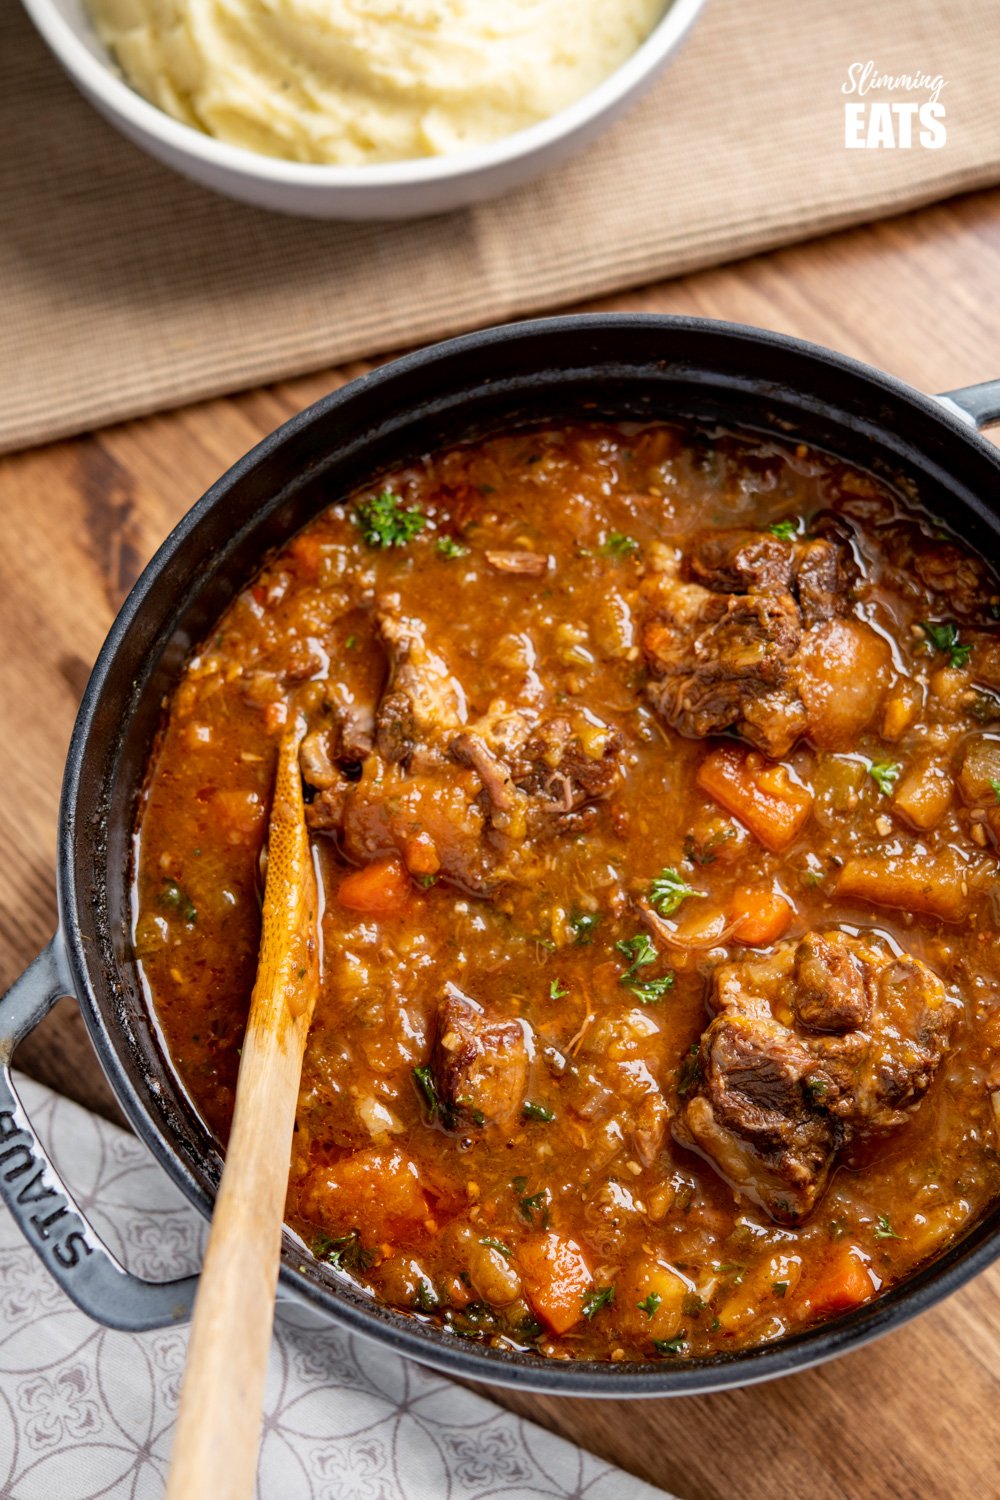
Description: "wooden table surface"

(3, 188), (1000, 1500)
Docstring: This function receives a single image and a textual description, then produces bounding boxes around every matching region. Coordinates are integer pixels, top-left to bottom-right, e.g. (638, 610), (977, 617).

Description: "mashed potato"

(89, 0), (666, 165)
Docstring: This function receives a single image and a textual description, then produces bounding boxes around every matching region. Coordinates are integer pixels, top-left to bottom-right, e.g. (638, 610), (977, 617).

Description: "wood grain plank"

(1, 185), (999, 1500)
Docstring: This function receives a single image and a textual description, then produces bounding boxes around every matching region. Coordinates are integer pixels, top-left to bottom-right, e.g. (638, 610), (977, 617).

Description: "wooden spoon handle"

(165, 723), (319, 1500)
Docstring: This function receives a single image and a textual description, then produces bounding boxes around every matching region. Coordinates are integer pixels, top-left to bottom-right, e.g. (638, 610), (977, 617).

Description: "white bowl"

(21, 0), (705, 218)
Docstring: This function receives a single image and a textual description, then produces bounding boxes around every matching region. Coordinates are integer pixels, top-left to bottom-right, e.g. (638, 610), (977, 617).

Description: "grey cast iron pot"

(1, 314), (999, 1397)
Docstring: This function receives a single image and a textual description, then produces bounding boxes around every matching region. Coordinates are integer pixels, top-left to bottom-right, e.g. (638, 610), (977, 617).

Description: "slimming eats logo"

(843, 61), (947, 149)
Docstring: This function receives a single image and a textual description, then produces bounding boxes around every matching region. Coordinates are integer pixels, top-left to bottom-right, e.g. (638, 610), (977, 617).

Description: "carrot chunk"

(730, 884), (794, 946)
(695, 745), (812, 853)
(517, 1233), (593, 1335)
(337, 858), (412, 915)
(808, 1246), (876, 1319)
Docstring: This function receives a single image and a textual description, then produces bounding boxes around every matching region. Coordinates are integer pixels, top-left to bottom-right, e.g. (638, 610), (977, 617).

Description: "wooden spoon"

(166, 718), (320, 1500)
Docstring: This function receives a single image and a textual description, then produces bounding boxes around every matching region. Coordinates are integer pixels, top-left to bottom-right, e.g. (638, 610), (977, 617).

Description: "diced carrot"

(695, 745), (812, 853)
(337, 858), (412, 915)
(808, 1246), (876, 1319)
(402, 832), (440, 877)
(517, 1232), (593, 1335)
(730, 884), (794, 946)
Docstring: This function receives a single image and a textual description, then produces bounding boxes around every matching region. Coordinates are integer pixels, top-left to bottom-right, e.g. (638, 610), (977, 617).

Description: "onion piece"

(638, 899), (745, 951)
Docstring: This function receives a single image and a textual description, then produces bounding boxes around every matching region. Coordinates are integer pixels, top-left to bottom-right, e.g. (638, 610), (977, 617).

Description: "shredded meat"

(676, 930), (959, 1223)
(431, 985), (529, 1132)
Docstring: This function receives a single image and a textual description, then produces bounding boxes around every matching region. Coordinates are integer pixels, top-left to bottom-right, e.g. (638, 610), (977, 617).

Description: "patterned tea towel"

(0, 1075), (675, 1499)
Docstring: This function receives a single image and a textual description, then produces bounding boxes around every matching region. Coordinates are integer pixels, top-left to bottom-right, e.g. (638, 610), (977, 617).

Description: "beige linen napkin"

(2, 0), (1000, 454)
(0, 1073), (675, 1500)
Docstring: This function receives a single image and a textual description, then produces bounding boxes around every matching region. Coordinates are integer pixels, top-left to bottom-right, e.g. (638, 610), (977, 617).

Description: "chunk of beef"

(300, 704), (375, 793)
(430, 985), (529, 1132)
(689, 529), (794, 594)
(642, 561), (807, 756)
(678, 1013), (840, 1223)
(375, 600), (467, 764)
(642, 531), (880, 757)
(914, 542), (993, 620)
(339, 757), (500, 896)
(679, 930), (959, 1222)
(449, 732), (528, 838)
(510, 716), (624, 810)
(793, 539), (843, 624)
(688, 530), (843, 625)
(311, 600), (623, 895)
(792, 932), (869, 1033)
(812, 951), (954, 1132)
(304, 779), (350, 833)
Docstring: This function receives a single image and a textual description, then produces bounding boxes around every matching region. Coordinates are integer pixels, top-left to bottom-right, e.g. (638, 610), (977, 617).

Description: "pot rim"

(55, 312), (1000, 1395)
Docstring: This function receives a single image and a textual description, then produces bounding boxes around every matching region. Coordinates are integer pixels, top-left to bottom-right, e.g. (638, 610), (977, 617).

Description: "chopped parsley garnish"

(436, 534), (468, 559)
(412, 1064), (440, 1117)
(626, 975), (675, 1004)
(344, 634), (358, 650)
(569, 910), (602, 944)
(652, 1333), (687, 1356)
(159, 879), (197, 924)
(602, 533), (639, 557)
(648, 866), (700, 917)
(616, 932), (657, 977)
(582, 1285), (616, 1319)
(921, 619), (971, 669)
(991, 779), (1000, 804)
(479, 1237), (513, 1260)
(354, 490), (426, 549)
(769, 519), (799, 540)
(874, 1214), (902, 1241)
(313, 1229), (374, 1275)
(772, 1281), (789, 1298)
(522, 1100), (555, 1122)
(637, 1292), (661, 1319)
(683, 827), (734, 866)
(518, 1313), (544, 1340)
(414, 1279), (439, 1311)
(513, 1181), (550, 1227)
(677, 1043), (701, 1096)
(455, 1096), (486, 1126)
(549, 979), (568, 1000)
(868, 760), (901, 795)
(616, 932), (674, 1002)
(804, 1074), (829, 1099)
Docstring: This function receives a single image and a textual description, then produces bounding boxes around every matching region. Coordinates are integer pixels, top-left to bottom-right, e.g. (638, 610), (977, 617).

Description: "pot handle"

(935, 378), (1000, 431)
(0, 939), (199, 1331)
